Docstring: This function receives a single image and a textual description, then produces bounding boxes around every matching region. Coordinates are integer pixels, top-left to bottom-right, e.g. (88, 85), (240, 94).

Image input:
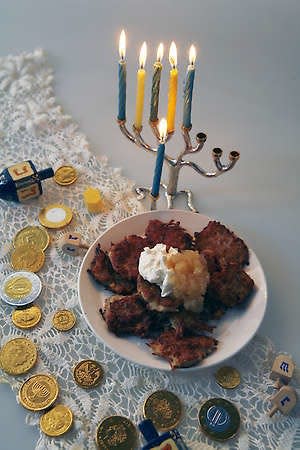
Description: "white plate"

(78, 210), (267, 371)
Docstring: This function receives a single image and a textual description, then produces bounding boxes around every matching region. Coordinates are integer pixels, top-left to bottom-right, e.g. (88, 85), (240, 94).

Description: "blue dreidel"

(0, 160), (54, 202)
(139, 419), (188, 450)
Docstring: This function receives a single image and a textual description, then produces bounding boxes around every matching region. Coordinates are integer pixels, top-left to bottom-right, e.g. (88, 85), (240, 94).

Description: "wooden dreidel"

(269, 385), (297, 417)
(270, 354), (295, 388)
(59, 232), (89, 256)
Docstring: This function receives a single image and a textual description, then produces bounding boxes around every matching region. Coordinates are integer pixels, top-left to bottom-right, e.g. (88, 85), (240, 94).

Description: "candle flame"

(169, 41), (177, 69)
(158, 118), (167, 142)
(157, 43), (164, 62)
(139, 42), (147, 69)
(189, 45), (196, 66)
(119, 30), (126, 60)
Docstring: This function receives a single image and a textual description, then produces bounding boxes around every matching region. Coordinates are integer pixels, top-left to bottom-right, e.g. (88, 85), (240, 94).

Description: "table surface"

(0, 1), (299, 448)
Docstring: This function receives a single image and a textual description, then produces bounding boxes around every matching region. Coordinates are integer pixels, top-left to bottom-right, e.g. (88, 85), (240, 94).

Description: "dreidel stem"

(269, 406), (278, 417)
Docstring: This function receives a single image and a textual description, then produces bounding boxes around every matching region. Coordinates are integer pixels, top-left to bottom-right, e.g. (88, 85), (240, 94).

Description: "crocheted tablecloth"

(0, 49), (299, 450)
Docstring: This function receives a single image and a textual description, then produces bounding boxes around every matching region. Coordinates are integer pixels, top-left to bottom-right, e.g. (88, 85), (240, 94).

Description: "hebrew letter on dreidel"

(269, 385), (297, 417)
(59, 232), (89, 256)
(270, 354), (295, 387)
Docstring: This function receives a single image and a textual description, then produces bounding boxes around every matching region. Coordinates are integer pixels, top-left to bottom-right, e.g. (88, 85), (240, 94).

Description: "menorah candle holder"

(118, 119), (240, 212)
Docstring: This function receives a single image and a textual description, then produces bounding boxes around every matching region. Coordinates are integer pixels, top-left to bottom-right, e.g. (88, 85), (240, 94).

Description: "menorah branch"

(118, 119), (240, 212)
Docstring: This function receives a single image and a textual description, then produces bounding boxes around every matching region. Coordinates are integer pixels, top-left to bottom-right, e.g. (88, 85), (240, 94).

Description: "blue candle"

(182, 45), (196, 129)
(118, 30), (126, 121)
(151, 118), (167, 197)
(151, 142), (165, 197)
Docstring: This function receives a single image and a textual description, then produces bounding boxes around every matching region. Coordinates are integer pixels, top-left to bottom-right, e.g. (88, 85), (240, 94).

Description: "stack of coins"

(19, 373), (73, 437)
(11, 225), (50, 273)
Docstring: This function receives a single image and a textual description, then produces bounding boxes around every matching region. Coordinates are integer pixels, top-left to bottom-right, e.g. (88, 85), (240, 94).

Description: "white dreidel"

(269, 385), (297, 417)
(270, 354), (295, 388)
(59, 232), (89, 256)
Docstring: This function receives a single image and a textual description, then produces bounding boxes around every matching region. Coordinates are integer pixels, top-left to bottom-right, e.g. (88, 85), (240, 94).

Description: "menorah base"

(135, 184), (198, 213)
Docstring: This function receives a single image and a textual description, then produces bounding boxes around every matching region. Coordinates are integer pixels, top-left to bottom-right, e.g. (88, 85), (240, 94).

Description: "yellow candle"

(134, 42), (147, 130)
(167, 41), (178, 133)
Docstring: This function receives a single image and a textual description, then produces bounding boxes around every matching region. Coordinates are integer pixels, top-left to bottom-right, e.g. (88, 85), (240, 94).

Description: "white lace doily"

(0, 50), (299, 450)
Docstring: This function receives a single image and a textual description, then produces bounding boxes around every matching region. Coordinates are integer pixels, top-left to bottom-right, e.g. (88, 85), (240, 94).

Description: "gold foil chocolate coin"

(0, 337), (37, 375)
(215, 366), (241, 389)
(13, 225), (50, 251)
(54, 165), (78, 186)
(40, 404), (73, 436)
(0, 271), (42, 306)
(52, 309), (76, 331)
(11, 245), (45, 272)
(143, 390), (182, 432)
(19, 374), (59, 411)
(73, 359), (104, 388)
(38, 204), (73, 229)
(12, 305), (42, 329)
(96, 416), (137, 450)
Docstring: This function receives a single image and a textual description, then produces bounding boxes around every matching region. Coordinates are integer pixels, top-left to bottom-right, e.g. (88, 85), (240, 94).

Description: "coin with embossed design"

(12, 305), (42, 329)
(215, 366), (241, 389)
(73, 359), (104, 388)
(19, 374), (59, 411)
(0, 337), (37, 375)
(11, 245), (45, 272)
(52, 309), (76, 331)
(198, 398), (240, 441)
(13, 225), (50, 251)
(54, 166), (78, 186)
(40, 404), (73, 436)
(0, 271), (42, 306)
(143, 390), (182, 432)
(96, 416), (137, 450)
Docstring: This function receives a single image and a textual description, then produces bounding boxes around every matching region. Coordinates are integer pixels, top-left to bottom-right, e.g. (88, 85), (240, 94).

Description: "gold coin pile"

(18, 374), (73, 436)
(11, 225), (50, 273)
(0, 337), (38, 375)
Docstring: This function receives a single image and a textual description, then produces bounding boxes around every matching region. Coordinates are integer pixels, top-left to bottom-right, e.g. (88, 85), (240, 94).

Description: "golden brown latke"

(206, 266), (255, 307)
(109, 235), (149, 280)
(148, 329), (218, 369)
(137, 274), (181, 312)
(194, 221), (249, 270)
(88, 244), (136, 294)
(145, 219), (193, 250)
(101, 293), (168, 337)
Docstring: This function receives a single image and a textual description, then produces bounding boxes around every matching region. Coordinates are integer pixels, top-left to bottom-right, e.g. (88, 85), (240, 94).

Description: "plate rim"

(78, 209), (268, 372)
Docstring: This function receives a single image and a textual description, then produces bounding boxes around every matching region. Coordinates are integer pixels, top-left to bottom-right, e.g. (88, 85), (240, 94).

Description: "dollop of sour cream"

(138, 243), (178, 297)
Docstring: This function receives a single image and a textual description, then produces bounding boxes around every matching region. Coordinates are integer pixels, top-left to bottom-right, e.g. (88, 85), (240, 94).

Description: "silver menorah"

(118, 119), (240, 213)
